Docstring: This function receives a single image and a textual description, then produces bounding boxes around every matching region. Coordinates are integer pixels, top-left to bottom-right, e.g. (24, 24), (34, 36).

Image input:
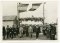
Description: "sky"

(2, 1), (57, 24)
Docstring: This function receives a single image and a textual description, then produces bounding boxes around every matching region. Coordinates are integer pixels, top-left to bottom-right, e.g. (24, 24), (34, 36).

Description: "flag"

(17, 3), (29, 13)
(29, 3), (42, 11)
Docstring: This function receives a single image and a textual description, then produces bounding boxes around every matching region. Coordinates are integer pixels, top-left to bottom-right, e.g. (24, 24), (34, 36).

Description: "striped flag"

(17, 3), (29, 13)
(29, 3), (42, 11)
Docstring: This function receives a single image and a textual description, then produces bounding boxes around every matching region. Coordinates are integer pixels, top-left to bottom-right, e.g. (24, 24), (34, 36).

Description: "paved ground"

(4, 33), (50, 40)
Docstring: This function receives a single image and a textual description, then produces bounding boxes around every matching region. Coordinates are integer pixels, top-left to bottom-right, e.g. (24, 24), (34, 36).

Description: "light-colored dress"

(19, 27), (23, 37)
(28, 26), (33, 37)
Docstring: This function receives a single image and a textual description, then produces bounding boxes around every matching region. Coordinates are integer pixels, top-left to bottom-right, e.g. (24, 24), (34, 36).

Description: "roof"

(3, 16), (16, 21)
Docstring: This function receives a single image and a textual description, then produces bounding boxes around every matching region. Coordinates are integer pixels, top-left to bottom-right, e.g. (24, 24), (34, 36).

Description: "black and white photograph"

(2, 1), (57, 40)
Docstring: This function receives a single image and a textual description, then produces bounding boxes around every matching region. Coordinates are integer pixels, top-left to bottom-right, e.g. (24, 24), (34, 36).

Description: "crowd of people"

(3, 24), (57, 40)
(3, 25), (19, 39)
(42, 24), (57, 40)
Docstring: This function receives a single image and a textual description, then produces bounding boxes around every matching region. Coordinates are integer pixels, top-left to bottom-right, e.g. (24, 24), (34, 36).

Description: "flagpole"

(17, 3), (20, 27)
(43, 2), (46, 25)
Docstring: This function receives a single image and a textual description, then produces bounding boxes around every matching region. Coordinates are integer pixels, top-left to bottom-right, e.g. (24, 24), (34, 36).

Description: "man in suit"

(50, 24), (56, 40)
(42, 25), (46, 35)
(36, 25), (40, 39)
(3, 26), (6, 39)
(26, 25), (29, 37)
(9, 27), (12, 38)
(12, 25), (16, 38)
(6, 25), (10, 39)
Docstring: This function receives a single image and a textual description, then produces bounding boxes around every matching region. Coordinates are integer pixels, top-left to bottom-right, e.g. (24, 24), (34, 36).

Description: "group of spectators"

(42, 24), (57, 40)
(3, 25), (19, 39)
(3, 24), (57, 40)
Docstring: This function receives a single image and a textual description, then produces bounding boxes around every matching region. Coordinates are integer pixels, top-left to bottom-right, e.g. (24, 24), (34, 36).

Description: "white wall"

(3, 21), (13, 28)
